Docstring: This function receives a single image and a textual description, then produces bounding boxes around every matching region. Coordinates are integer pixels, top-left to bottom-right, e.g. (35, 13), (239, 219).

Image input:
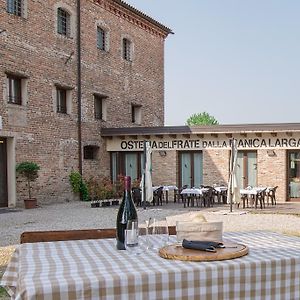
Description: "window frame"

(97, 27), (106, 51)
(7, 0), (23, 17)
(56, 87), (67, 114)
(7, 75), (22, 105)
(131, 104), (142, 124)
(94, 94), (107, 121)
(122, 38), (132, 61)
(57, 7), (70, 37)
(84, 145), (99, 160)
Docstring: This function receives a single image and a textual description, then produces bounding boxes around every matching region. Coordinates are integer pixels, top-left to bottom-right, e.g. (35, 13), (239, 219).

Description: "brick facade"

(0, 0), (171, 206)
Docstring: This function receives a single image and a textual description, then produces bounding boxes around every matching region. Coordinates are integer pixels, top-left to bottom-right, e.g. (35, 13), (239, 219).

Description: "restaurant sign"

(106, 135), (300, 151)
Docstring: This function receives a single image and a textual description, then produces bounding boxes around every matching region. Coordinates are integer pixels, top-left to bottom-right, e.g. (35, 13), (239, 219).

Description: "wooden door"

(0, 138), (8, 207)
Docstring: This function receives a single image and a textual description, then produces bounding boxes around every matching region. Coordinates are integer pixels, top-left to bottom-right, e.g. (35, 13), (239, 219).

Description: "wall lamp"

(267, 150), (276, 157)
(159, 150), (167, 157)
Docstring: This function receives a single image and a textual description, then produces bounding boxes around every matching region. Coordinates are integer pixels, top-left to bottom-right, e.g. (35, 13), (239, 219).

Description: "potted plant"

(16, 161), (40, 209)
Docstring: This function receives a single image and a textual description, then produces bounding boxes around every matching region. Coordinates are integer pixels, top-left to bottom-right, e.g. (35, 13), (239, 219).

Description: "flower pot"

(24, 198), (37, 209)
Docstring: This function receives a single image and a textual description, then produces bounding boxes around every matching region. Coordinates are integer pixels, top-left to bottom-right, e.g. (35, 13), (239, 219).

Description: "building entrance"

(0, 138), (8, 207)
(236, 151), (257, 188)
(288, 150), (300, 201)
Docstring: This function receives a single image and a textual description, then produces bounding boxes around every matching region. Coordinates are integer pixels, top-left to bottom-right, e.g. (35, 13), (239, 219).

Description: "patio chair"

(21, 226), (177, 243)
(266, 186), (278, 205)
(174, 185), (188, 203)
(153, 186), (164, 206)
(202, 186), (214, 207)
(132, 187), (142, 206)
(255, 188), (267, 209)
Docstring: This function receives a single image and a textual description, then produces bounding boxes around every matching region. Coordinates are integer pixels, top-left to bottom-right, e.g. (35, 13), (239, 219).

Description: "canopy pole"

(230, 139), (234, 213)
(143, 140), (146, 209)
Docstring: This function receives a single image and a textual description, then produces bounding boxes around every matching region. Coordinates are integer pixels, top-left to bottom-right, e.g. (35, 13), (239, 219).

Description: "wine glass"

(125, 220), (140, 254)
(147, 218), (169, 250)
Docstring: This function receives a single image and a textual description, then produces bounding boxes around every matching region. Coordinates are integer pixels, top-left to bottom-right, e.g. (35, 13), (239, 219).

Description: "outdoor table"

(180, 188), (209, 207)
(1, 231), (300, 299)
(153, 186), (178, 203)
(240, 187), (267, 208)
(213, 186), (228, 204)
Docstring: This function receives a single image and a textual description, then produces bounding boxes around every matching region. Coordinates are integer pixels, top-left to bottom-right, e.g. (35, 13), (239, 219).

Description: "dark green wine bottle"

(116, 176), (138, 250)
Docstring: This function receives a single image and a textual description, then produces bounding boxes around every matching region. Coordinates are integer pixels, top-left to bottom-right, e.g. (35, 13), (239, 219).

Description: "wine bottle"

(116, 176), (138, 250)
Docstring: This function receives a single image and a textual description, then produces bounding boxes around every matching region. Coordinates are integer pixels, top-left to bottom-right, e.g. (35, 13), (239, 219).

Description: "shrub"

(69, 171), (89, 201)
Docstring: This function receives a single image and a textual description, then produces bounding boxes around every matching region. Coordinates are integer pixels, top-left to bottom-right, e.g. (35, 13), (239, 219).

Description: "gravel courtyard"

(1, 201), (300, 248)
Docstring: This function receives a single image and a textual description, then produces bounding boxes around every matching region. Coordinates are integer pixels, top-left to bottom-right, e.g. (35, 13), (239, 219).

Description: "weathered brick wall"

(152, 151), (177, 186)
(257, 149), (286, 202)
(0, 0), (166, 206)
(203, 149), (230, 186)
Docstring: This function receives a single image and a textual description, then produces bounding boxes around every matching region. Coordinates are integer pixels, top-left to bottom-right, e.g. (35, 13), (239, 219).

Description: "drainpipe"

(76, 0), (83, 177)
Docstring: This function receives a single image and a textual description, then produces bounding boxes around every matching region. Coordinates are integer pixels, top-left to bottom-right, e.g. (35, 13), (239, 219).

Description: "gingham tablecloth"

(1, 231), (300, 300)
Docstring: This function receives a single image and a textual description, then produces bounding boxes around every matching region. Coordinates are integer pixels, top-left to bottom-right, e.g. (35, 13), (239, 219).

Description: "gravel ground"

(1, 201), (300, 248)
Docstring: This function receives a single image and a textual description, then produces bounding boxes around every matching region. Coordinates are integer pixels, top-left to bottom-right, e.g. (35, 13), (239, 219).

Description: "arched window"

(57, 7), (70, 36)
(122, 38), (132, 61)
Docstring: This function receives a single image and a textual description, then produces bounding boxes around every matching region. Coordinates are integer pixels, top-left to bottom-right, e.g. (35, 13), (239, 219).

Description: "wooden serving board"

(159, 243), (248, 262)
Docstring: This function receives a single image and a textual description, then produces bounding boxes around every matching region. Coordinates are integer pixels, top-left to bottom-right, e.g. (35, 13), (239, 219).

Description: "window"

(122, 38), (132, 61)
(84, 146), (98, 160)
(94, 95), (107, 120)
(7, 75), (22, 105)
(131, 105), (141, 124)
(97, 27), (106, 51)
(56, 88), (67, 113)
(7, 0), (23, 16)
(57, 8), (70, 36)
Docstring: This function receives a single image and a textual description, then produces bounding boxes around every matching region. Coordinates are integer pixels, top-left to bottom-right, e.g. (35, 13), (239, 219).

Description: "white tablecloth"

(181, 188), (208, 195)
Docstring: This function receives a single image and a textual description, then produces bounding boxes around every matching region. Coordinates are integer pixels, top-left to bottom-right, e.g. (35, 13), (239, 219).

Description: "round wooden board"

(159, 243), (248, 262)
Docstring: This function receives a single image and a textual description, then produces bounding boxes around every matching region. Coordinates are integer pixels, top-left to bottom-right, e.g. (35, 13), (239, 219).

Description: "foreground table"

(1, 231), (300, 299)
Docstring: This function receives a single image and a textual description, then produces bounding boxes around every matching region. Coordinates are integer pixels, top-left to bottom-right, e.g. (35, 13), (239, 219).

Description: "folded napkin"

(182, 239), (225, 252)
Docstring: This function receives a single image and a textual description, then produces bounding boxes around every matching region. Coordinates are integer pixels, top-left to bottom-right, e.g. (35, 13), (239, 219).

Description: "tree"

(16, 161), (40, 199)
(186, 112), (219, 126)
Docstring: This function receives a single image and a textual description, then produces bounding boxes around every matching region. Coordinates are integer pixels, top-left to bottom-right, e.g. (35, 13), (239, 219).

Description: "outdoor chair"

(202, 186), (214, 207)
(20, 226), (177, 243)
(266, 186), (278, 205)
(255, 188), (267, 209)
(242, 194), (249, 209)
(153, 186), (164, 206)
(174, 185), (188, 203)
(132, 187), (142, 206)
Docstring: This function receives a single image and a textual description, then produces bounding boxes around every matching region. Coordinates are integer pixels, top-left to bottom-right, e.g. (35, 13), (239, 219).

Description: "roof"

(101, 123), (300, 137)
(112, 0), (173, 35)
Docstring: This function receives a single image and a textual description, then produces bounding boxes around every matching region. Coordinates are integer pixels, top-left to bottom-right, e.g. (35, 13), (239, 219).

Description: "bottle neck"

(124, 176), (131, 192)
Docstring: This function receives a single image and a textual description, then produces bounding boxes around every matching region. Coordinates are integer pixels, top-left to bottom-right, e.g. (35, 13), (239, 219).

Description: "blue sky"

(125, 0), (300, 126)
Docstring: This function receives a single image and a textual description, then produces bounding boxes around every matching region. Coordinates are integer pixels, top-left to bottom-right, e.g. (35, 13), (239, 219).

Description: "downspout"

(76, 0), (83, 178)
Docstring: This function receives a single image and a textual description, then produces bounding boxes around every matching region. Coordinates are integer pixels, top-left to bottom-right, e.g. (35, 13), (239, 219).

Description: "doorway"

(0, 138), (8, 207)
(287, 150), (300, 201)
(179, 151), (203, 188)
(236, 151), (257, 188)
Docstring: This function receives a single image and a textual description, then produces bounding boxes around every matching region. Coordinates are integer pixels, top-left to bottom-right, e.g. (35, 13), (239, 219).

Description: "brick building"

(0, 0), (172, 207)
(102, 124), (300, 203)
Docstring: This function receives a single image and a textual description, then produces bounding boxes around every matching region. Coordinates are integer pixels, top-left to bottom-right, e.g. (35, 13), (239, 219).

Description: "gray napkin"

(182, 239), (225, 252)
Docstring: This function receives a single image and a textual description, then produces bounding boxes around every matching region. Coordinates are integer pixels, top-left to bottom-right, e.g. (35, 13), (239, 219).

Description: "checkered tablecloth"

(1, 231), (300, 300)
